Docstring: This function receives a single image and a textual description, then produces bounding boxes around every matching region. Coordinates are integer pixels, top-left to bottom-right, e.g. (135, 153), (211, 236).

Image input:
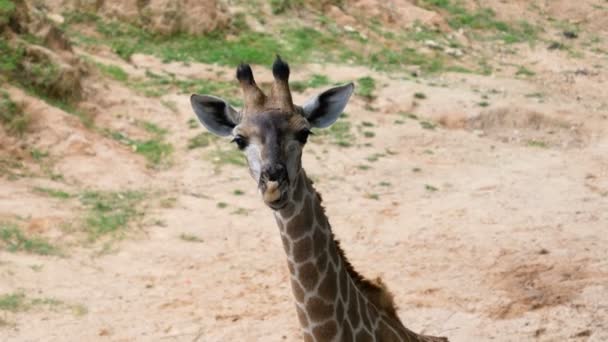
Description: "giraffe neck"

(272, 170), (433, 342)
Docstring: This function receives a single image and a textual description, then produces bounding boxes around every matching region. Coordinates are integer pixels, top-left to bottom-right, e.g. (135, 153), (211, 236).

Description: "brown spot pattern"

(293, 173), (306, 202)
(312, 227), (327, 257)
(342, 324), (354, 342)
(315, 252), (328, 274)
(340, 268), (349, 302)
(291, 279), (305, 303)
(355, 330), (374, 342)
(296, 305), (309, 327)
(313, 201), (327, 227)
(336, 301), (344, 323)
(293, 236), (312, 263)
(280, 202), (295, 219)
(285, 197), (313, 239)
(298, 261), (319, 291)
(281, 235), (291, 254)
(347, 287), (360, 328)
(303, 332), (314, 342)
(312, 320), (338, 340)
(306, 297), (334, 321)
(379, 321), (400, 341)
(318, 266), (337, 301)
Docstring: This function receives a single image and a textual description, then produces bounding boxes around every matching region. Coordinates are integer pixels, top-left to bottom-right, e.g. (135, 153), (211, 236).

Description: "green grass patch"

(0, 90), (29, 136)
(33, 187), (71, 199)
(425, 184), (439, 192)
(414, 92), (427, 100)
(0, 293), (26, 312)
(108, 130), (173, 166)
(187, 118), (199, 129)
(357, 76), (376, 100)
(0, 292), (87, 316)
(96, 62), (128, 82)
(188, 132), (215, 149)
(369, 47), (444, 73)
(290, 74), (332, 92)
(0, 0), (15, 26)
(420, 1), (538, 44)
(179, 233), (204, 243)
(313, 120), (354, 147)
(207, 146), (247, 168)
(79, 190), (144, 241)
(527, 140), (547, 148)
(516, 66), (535, 77)
(0, 223), (60, 256)
(420, 121), (437, 130)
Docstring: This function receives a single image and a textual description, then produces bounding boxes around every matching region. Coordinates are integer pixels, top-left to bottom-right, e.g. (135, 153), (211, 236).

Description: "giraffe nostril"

(263, 164), (287, 182)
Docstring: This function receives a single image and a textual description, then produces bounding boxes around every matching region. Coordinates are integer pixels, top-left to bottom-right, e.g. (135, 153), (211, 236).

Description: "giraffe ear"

(190, 94), (240, 136)
(301, 83), (354, 128)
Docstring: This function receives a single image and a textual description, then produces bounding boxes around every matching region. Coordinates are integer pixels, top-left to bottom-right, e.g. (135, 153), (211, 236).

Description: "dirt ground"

(1, 1), (608, 341)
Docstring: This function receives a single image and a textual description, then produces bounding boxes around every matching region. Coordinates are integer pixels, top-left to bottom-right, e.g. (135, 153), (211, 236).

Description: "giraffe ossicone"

(190, 56), (448, 342)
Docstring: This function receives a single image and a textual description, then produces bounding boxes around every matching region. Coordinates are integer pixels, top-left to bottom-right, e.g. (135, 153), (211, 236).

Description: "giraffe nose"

(262, 164), (287, 182)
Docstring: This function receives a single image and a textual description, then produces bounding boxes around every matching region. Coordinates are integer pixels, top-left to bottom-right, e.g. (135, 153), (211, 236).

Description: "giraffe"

(190, 56), (448, 342)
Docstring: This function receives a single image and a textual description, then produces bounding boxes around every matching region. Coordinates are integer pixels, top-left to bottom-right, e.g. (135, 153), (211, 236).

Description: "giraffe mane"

(312, 187), (401, 321)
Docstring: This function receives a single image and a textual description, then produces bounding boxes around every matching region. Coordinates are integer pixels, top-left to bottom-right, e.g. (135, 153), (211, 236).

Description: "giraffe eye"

(295, 129), (311, 144)
(231, 135), (248, 150)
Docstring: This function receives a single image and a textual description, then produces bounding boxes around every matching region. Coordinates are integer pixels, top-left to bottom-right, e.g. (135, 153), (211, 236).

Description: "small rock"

(424, 40), (442, 50)
(46, 13), (64, 25)
(446, 47), (463, 57)
(343, 25), (356, 33)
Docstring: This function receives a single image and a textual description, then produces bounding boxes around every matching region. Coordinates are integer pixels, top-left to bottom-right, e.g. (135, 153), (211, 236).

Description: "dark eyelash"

(231, 135), (248, 150)
(295, 129), (312, 144)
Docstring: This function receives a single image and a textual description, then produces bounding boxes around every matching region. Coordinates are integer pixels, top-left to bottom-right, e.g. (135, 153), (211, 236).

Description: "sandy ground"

(1, 1), (608, 340)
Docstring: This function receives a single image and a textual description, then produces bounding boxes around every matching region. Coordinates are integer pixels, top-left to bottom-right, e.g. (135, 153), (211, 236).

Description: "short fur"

(312, 183), (401, 321)
(236, 63), (255, 84)
(272, 55), (290, 81)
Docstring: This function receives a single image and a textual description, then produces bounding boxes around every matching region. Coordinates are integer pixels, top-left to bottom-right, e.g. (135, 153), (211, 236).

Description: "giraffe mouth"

(262, 180), (289, 210)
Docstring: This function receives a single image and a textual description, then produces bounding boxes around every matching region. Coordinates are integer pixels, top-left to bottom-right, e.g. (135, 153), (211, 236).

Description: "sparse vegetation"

(187, 118), (199, 129)
(33, 187), (71, 199)
(79, 191), (144, 241)
(516, 66), (536, 77)
(0, 292), (86, 316)
(420, 121), (437, 130)
(0, 223), (60, 256)
(0, 293), (26, 312)
(108, 129), (173, 167)
(188, 132), (215, 149)
(425, 184), (439, 192)
(290, 74), (332, 92)
(179, 233), (204, 243)
(527, 140), (548, 148)
(96, 62), (129, 82)
(365, 193), (380, 200)
(313, 120), (354, 147)
(419, 1), (538, 44)
(356, 76), (376, 100)
(208, 146), (247, 168)
(0, 90), (29, 136)
(414, 92), (427, 100)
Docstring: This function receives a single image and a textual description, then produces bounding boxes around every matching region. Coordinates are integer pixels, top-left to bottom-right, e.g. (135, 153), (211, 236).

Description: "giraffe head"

(190, 56), (354, 210)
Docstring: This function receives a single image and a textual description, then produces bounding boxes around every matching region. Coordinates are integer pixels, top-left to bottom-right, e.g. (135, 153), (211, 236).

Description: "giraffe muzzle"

(261, 180), (289, 209)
